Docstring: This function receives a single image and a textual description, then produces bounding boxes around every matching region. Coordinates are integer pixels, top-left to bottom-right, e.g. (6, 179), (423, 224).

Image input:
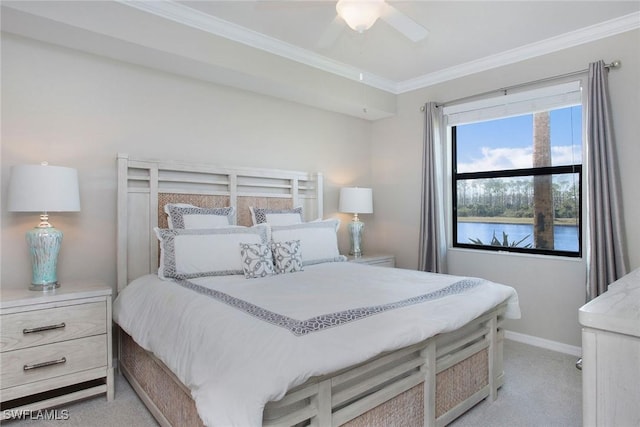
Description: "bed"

(114, 153), (520, 427)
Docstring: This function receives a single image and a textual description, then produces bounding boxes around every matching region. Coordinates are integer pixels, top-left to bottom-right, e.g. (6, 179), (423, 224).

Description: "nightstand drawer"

(0, 302), (106, 352)
(0, 334), (107, 390)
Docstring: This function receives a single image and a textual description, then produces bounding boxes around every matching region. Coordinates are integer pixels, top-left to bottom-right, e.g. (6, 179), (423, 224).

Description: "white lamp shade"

(336, 0), (384, 32)
(8, 164), (80, 212)
(339, 187), (373, 214)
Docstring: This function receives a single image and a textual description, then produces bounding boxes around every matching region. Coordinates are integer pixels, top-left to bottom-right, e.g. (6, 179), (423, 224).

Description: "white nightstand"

(347, 254), (395, 268)
(0, 283), (114, 419)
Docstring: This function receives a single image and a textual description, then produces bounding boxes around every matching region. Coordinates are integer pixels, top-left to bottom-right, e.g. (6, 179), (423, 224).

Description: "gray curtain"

(586, 60), (628, 300)
(418, 102), (446, 273)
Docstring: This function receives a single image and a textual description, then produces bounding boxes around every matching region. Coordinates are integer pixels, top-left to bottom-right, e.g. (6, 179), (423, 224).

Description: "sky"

(456, 106), (582, 173)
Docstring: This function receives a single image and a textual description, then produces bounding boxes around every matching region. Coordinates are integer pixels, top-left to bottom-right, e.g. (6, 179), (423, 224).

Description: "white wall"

(370, 30), (640, 347)
(1, 33), (372, 290)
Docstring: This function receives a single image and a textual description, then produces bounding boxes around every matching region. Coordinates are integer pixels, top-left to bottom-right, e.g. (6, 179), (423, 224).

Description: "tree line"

(456, 177), (579, 220)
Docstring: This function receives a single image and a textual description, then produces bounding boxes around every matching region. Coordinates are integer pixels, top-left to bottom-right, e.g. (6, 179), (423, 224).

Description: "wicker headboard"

(116, 153), (323, 293)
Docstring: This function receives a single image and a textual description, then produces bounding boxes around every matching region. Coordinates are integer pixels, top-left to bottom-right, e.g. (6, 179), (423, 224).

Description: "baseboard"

(504, 330), (582, 357)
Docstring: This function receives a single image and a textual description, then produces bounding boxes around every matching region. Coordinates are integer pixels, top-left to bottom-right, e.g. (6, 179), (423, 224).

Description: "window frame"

(450, 118), (583, 258)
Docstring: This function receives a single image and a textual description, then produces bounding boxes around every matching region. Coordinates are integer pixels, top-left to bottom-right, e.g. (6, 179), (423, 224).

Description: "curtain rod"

(421, 60), (621, 111)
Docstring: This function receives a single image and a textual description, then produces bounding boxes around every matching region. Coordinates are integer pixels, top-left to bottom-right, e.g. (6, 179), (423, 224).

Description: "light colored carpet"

(3, 339), (581, 426)
(450, 340), (582, 427)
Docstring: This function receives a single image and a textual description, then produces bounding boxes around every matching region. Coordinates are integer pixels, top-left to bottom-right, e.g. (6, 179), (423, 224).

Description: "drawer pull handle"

(23, 322), (66, 334)
(23, 357), (67, 371)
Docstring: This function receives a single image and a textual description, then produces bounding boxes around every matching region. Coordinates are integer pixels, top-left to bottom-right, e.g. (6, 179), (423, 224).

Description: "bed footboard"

(120, 333), (201, 427)
(339, 348), (488, 427)
(119, 302), (505, 427)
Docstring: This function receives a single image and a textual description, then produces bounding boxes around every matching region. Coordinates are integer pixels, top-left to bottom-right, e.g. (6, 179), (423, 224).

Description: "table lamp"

(8, 163), (80, 291)
(339, 187), (373, 257)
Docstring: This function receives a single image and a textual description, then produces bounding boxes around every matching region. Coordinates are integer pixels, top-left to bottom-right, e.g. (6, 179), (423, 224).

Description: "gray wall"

(1, 33), (372, 290)
(368, 29), (640, 347)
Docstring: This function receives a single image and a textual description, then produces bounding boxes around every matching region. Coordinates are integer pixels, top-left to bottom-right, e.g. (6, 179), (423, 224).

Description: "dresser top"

(579, 267), (640, 337)
(0, 282), (112, 310)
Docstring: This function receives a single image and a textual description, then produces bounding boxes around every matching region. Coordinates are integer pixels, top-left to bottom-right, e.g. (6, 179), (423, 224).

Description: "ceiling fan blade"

(254, 1), (326, 10)
(380, 3), (428, 42)
(316, 15), (346, 49)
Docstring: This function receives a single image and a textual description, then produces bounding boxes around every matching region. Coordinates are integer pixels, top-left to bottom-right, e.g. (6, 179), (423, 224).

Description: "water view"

(453, 105), (583, 255)
(457, 222), (579, 252)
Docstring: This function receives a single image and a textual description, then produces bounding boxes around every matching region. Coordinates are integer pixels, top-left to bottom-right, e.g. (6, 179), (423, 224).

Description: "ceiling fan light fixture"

(336, 0), (385, 33)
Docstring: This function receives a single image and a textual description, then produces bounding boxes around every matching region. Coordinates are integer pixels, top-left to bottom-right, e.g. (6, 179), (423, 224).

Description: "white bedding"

(113, 262), (520, 426)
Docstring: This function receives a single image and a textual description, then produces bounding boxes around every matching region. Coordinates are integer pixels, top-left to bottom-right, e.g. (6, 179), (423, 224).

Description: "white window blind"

(443, 81), (582, 126)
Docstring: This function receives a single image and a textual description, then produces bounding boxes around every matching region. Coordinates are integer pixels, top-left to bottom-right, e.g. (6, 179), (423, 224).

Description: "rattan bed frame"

(116, 153), (507, 427)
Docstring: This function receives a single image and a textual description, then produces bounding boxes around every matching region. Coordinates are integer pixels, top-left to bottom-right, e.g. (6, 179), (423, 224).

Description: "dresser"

(347, 254), (395, 268)
(0, 283), (113, 419)
(579, 268), (640, 427)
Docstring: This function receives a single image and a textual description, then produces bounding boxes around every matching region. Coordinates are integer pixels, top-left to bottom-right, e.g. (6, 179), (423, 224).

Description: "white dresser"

(0, 283), (114, 419)
(579, 268), (640, 427)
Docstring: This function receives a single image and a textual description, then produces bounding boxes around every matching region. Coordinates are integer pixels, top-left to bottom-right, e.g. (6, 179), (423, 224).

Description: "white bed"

(114, 154), (520, 427)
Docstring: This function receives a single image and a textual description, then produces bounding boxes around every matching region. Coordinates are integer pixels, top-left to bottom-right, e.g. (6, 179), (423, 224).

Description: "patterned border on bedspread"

(175, 278), (484, 336)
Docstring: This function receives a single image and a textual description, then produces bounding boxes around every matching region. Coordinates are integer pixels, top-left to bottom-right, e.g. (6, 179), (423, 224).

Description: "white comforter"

(113, 262), (520, 426)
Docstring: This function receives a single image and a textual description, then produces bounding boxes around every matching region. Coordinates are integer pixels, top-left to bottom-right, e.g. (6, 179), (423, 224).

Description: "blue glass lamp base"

(348, 219), (364, 258)
(26, 226), (63, 292)
(29, 282), (60, 292)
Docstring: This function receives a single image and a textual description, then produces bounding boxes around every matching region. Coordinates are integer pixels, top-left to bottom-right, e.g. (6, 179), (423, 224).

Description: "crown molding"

(396, 11), (640, 93)
(120, 2), (639, 95)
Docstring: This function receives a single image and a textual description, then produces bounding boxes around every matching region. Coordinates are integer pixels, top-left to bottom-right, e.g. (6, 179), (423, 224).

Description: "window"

(447, 82), (582, 257)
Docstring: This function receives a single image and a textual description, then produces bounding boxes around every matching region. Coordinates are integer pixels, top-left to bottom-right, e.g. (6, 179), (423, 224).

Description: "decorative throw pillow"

(270, 219), (346, 266)
(271, 240), (303, 274)
(154, 224), (269, 280)
(165, 204), (235, 229)
(239, 242), (275, 279)
(250, 206), (303, 226)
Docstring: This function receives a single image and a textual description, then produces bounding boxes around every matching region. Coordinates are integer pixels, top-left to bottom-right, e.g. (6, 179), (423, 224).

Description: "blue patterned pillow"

(239, 242), (275, 279)
(271, 240), (303, 274)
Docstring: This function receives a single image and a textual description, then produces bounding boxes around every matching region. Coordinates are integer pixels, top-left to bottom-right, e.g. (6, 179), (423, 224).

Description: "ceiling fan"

(317, 0), (429, 47)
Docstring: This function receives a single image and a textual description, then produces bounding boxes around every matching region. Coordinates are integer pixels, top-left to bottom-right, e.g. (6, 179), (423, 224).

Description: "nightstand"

(0, 283), (113, 419)
(347, 254), (395, 268)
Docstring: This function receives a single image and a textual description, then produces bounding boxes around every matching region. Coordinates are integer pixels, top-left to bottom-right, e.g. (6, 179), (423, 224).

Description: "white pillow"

(165, 203), (235, 229)
(270, 219), (346, 266)
(250, 206), (303, 226)
(155, 224), (269, 280)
